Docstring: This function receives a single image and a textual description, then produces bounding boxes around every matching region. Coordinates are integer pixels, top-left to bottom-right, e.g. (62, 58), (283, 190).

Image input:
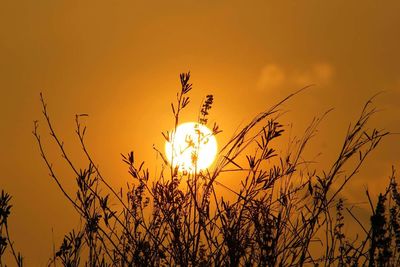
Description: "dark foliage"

(1, 72), (397, 266)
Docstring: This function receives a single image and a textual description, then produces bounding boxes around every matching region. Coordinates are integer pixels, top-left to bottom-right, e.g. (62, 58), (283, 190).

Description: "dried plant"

(1, 72), (398, 266)
(0, 190), (23, 267)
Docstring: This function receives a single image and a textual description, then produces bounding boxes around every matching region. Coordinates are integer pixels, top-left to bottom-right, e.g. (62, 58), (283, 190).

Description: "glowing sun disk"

(165, 122), (217, 172)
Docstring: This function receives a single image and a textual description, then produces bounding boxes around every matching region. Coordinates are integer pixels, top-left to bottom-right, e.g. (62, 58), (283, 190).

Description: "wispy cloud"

(256, 64), (286, 91)
(256, 63), (334, 92)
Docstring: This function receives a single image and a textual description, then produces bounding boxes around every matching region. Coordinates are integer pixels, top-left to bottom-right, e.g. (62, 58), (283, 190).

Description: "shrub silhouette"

(0, 190), (23, 266)
(1, 72), (398, 266)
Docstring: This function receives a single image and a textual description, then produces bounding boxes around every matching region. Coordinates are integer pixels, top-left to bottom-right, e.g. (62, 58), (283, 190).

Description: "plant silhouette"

(1, 72), (399, 266)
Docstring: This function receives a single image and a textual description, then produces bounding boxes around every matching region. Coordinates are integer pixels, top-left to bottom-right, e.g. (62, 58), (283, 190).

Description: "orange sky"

(1, 1), (400, 265)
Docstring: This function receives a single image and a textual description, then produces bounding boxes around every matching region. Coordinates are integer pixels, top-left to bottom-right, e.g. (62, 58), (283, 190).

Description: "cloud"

(292, 63), (333, 86)
(256, 64), (286, 91)
(256, 63), (334, 92)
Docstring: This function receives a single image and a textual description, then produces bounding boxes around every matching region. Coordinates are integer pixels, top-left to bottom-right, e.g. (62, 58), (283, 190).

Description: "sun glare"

(165, 122), (217, 172)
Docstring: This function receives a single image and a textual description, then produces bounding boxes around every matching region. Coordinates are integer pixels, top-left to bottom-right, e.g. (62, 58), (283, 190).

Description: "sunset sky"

(1, 1), (400, 265)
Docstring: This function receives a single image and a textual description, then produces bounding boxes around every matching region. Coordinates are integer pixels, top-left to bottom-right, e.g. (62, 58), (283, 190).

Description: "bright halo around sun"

(165, 122), (217, 173)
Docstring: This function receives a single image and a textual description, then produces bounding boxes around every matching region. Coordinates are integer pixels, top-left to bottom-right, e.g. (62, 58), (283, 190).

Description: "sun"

(165, 122), (218, 173)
